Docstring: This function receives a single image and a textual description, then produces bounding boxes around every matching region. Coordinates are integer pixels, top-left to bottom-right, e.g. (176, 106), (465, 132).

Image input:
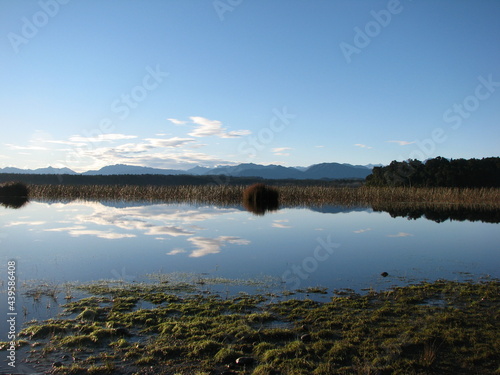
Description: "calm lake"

(1, 199), (498, 374)
(1, 199), (499, 323)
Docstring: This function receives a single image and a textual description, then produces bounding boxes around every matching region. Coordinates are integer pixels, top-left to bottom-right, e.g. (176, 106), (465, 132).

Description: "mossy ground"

(5, 279), (499, 374)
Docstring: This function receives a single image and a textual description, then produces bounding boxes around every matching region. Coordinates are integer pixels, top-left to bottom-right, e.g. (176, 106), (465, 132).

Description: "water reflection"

(1, 199), (499, 296)
(372, 204), (500, 224)
(0, 196), (29, 209)
(37, 201), (252, 258)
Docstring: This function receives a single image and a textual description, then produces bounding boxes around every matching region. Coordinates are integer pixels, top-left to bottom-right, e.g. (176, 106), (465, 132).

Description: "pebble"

(300, 334), (312, 342)
(381, 272), (389, 277)
(235, 357), (254, 366)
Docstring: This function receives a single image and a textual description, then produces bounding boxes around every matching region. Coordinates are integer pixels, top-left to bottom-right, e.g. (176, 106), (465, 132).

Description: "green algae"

(14, 279), (500, 374)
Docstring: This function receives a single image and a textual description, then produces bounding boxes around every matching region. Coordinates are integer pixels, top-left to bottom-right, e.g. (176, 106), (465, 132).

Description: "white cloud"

(353, 228), (372, 233)
(144, 137), (195, 148)
(167, 249), (187, 255)
(6, 221), (47, 227)
(315, 145), (325, 148)
(188, 236), (250, 258)
(272, 222), (292, 228)
(387, 232), (414, 238)
(189, 116), (251, 138)
(167, 118), (188, 125)
(354, 144), (373, 149)
(69, 134), (138, 143)
(143, 226), (193, 237)
(43, 140), (85, 146)
(45, 225), (135, 239)
(5, 144), (48, 151)
(272, 147), (293, 156)
(386, 140), (415, 146)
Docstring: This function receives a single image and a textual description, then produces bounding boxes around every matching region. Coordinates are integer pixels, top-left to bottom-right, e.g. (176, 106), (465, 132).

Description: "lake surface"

(2, 199), (499, 290)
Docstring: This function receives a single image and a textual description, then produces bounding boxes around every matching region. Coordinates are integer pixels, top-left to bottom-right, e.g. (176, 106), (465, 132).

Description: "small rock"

(53, 362), (63, 368)
(235, 357), (254, 366)
(381, 272), (389, 277)
(300, 334), (312, 343)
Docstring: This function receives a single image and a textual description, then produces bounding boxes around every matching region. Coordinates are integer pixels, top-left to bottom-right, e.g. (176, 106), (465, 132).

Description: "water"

(0, 199), (499, 372)
(1, 199), (498, 290)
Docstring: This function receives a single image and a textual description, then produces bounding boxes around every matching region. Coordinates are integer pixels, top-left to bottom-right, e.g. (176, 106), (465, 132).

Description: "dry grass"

(28, 185), (500, 209)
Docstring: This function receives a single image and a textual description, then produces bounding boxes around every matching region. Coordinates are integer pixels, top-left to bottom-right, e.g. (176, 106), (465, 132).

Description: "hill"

(1, 162), (373, 180)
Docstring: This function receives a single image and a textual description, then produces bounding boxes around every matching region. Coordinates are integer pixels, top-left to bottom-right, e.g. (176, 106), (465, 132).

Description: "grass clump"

(243, 183), (280, 215)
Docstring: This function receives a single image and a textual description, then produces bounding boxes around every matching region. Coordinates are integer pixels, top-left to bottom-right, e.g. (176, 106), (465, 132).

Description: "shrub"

(0, 181), (29, 197)
(243, 183), (279, 215)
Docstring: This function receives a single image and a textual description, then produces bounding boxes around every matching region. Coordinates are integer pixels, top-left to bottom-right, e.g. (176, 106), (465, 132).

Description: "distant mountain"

(365, 163), (384, 169)
(82, 164), (185, 176)
(186, 166), (213, 175)
(303, 163), (371, 179)
(1, 162), (374, 180)
(0, 166), (77, 174)
(205, 163), (304, 179)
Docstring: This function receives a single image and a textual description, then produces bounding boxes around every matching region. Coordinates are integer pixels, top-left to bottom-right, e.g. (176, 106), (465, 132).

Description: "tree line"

(366, 157), (500, 188)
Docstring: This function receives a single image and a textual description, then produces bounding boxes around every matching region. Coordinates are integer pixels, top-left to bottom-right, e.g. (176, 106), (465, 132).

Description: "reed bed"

(28, 184), (500, 209)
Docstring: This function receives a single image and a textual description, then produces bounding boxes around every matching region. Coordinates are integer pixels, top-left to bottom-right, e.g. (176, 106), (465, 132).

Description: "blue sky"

(1, 0), (499, 172)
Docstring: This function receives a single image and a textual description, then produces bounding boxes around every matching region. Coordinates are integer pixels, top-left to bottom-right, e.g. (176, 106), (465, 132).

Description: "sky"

(1, 0), (499, 172)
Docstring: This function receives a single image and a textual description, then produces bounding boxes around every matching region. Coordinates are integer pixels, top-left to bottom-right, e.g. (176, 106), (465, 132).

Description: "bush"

(243, 183), (279, 215)
(0, 182), (29, 208)
(0, 181), (29, 197)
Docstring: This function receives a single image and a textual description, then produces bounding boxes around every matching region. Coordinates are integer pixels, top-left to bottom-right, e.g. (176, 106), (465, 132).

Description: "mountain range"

(0, 162), (379, 180)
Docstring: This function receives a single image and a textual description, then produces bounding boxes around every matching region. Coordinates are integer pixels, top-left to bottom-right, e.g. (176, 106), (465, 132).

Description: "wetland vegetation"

(3, 277), (499, 374)
(25, 184), (500, 210)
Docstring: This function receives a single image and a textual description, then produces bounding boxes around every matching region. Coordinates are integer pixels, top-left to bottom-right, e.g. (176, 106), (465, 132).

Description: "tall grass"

(28, 184), (500, 208)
